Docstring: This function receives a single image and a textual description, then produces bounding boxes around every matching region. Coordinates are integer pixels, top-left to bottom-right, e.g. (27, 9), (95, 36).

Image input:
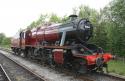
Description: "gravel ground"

(0, 50), (124, 81)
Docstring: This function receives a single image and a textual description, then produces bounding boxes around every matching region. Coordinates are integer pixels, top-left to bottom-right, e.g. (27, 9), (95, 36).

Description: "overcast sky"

(0, 0), (112, 37)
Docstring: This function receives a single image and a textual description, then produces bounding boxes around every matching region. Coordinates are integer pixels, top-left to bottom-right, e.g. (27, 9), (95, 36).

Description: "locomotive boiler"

(11, 15), (113, 73)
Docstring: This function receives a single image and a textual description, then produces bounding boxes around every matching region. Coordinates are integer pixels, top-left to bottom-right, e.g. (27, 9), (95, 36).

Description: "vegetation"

(108, 60), (125, 75)
(0, 33), (11, 48)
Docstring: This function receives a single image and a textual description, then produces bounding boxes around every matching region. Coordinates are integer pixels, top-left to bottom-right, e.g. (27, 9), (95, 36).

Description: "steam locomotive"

(11, 15), (113, 73)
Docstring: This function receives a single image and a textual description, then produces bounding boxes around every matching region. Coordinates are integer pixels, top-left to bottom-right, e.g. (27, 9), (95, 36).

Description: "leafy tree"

(2, 37), (11, 46)
(36, 14), (48, 26)
(0, 33), (11, 48)
(98, 0), (125, 56)
(28, 21), (37, 29)
(27, 14), (48, 29)
(0, 33), (5, 44)
(61, 15), (69, 23)
(49, 13), (61, 23)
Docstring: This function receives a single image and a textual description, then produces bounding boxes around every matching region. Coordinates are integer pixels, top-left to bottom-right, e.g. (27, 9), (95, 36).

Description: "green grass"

(108, 60), (125, 76)
(0, 44), (11, 50)
(0, 45), (10, 48)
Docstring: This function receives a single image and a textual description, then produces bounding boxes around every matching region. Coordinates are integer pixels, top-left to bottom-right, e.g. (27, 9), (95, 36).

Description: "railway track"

(0, 64), (11, 81)
(0, 47), (125, 81)
(0, 48), (46, 81)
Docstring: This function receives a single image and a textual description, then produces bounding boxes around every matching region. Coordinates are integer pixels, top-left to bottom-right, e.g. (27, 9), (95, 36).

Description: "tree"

(97, 0), (125, 56)
(2, 37), (11, 46)
(61, 15), (69, 23)
(0, 33), (11, 47)
(0, 33), (5, 44)
(28, 21), (37, 29)
(49, 13), (61, 23)
(36, 14), (48, 26)
(27, 14), (48, 29)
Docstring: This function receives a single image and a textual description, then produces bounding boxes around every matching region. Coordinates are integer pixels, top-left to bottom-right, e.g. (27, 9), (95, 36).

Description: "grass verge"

(0, 45), (10, 49)
(108, 60), (125, 76)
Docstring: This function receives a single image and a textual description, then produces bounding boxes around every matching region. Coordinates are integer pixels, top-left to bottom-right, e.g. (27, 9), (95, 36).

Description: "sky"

(0, 0), (112, 37)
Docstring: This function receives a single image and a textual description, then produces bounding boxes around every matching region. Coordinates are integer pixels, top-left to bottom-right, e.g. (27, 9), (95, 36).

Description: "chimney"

(69, 15), (78, 21)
